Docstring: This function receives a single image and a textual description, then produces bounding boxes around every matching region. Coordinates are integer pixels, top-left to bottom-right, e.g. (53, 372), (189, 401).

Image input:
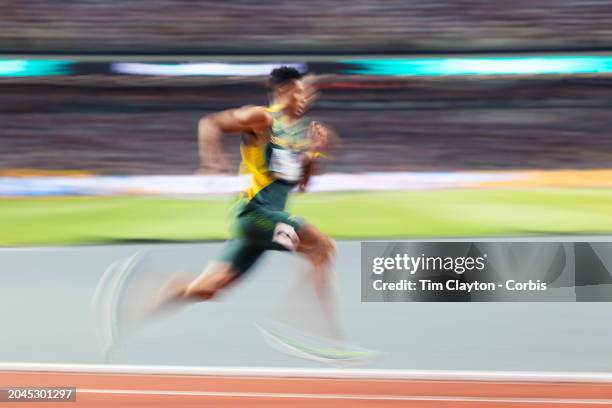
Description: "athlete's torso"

(239, 105), (310, 211)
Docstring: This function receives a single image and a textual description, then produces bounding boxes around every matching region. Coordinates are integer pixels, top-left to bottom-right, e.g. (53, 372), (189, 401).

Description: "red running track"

(2, 367), (612, 407)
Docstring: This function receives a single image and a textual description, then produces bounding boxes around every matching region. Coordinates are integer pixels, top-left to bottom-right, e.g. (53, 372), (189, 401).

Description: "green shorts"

(218, 204), (306, 275)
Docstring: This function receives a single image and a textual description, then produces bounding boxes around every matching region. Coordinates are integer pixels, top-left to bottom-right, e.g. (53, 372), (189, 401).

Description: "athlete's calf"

(297, 223), (337, 293)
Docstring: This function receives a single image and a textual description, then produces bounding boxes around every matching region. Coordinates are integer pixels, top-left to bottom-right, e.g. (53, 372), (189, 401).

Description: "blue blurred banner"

(0, 60), (74, 77)
(4, 56), (612, 78)
(343, 56), (612, 76)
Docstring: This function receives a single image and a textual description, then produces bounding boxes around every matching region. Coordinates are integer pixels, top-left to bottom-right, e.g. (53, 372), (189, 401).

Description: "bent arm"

(299, 122), (340, 192)
(197, 106), (271, 173)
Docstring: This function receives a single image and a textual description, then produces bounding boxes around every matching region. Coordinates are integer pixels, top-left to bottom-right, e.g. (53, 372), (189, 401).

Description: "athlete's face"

(284, 80), (307, 117)
(279, 79), (319, 118)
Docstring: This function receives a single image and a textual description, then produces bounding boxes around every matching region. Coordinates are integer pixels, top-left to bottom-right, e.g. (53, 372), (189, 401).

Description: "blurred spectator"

(2, 0), (612, 54)
(2, 74), (612, 174)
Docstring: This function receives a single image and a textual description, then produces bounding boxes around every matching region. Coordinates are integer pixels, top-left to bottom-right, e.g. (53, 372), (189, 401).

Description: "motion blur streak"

(0, 60), (73, 76)
(111, 62), (307, 76)
(345, 56), (612, 76)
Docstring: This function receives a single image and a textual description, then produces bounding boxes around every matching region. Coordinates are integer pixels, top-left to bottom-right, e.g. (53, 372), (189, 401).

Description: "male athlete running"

(185, 66), (336, 303)
(94, 67), (372, 363)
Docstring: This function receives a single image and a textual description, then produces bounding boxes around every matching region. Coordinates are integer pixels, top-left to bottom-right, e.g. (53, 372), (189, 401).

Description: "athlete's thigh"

(217, 237), (266, 276)
(240, 206), (305, 252)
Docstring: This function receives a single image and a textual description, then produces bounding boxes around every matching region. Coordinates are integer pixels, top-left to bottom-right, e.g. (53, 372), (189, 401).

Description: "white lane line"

(2, 362), (612, 383)
(76, 388), (612, 404)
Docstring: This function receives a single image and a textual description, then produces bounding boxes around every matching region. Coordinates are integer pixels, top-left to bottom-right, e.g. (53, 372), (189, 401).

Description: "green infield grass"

(2, 189), (612, 245)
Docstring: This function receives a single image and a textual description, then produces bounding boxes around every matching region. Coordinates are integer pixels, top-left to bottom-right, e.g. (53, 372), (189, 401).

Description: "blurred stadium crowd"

(2, 1), (612, 176)
(2, 73), (612, 175)
(2, 0), (612, 54)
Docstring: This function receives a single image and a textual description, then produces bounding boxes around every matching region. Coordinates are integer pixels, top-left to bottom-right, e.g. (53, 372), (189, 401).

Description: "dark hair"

(269, 66), (303, 89)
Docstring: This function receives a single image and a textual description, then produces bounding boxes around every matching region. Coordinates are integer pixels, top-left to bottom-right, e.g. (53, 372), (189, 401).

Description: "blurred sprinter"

(94, 67), (372, 364)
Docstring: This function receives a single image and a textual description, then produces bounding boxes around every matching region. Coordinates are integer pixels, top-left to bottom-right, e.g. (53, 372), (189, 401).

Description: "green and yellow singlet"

(239, 104), (311, 211)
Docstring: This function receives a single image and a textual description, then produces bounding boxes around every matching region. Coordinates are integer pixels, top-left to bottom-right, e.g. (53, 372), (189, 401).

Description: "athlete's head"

(269, 66), (310, 117)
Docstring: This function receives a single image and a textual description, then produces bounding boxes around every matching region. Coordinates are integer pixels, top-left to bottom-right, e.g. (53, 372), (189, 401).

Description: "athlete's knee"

(184, 262), (237, 301)
(317, 231), (335, 255)
(184, 285), (217, 301)
(325, 236), (337, 258)
(305, 235), (336, 269)
(185, 276), (222, 301)
(321, 236), (337, 265)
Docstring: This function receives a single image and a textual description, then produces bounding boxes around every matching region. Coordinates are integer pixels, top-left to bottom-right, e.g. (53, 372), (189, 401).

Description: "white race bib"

(269, 148), (303, 182)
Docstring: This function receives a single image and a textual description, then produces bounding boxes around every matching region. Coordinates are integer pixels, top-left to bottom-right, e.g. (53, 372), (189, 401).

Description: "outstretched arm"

(197, 106), (272, 173)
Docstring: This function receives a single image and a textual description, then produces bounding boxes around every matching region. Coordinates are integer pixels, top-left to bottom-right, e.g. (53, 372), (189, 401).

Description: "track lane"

(2, 370), (612, 407)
